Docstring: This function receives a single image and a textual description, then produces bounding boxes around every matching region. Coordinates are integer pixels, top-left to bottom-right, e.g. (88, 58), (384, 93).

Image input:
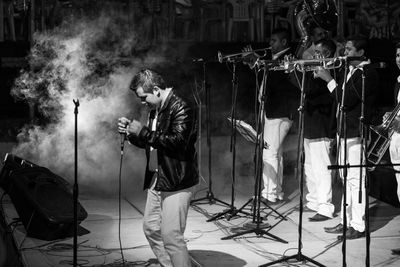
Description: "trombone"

(217, 47), (271, 63)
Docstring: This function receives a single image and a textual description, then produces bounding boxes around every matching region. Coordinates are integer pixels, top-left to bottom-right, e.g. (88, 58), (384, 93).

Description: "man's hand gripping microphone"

(118, 117), (131, 152)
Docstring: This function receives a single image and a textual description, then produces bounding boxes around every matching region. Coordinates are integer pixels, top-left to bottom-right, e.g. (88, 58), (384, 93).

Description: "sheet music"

(227, 117), (269, 149)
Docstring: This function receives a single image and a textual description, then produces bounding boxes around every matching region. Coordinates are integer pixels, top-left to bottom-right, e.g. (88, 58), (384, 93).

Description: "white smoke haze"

(9, 12), (172, 196)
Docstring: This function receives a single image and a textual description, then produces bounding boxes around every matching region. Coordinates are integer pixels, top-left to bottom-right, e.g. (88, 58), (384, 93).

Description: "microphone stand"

(119, 133), (126, 266)
(72, 99), (79, 267)
(207, 61), (251, 222)
(336, 59), (349, 267)
(359, 70), (370, 267)
(261, 69), (324, 267)
(191, 60), (229, 207)
(221, 65), (287, 243)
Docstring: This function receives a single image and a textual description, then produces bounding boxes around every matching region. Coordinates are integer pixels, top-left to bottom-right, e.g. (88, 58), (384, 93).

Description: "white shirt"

(327, 60), (371, 92)
(397, 76), (400, 103)
(149, 88), (172, 170)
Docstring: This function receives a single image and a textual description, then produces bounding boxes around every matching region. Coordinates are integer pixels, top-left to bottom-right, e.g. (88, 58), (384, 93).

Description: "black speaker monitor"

(0, 153), (37, 192)
(7, 166), (88, 241)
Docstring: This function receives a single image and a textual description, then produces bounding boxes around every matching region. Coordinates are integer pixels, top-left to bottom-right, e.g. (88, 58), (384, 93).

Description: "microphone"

(120, 132), (126, 142)
(191, 57), (220, 63)
(355, 62), (387, 71)
(120, 132), (127, 151)
(337, 56), (367, 62)
(119, 120), (129, 149)
(367, 62), (387, 69)
(192, 58), (204, 62)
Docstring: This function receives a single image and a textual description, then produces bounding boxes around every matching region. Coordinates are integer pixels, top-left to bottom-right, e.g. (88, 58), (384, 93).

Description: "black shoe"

(294, 205), (314, 212)
(392, 248), (400, 255)
(324, 223), (343, 234)
(337, 227), (365, 240)
(309, 213), (331, 222)
(260, 197), (278, 205)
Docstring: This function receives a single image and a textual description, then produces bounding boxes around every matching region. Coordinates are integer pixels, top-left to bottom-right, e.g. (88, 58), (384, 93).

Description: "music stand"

(226, 117), (287, 222)
(221, 66), (287, 243)
(227, 118), (268, 149)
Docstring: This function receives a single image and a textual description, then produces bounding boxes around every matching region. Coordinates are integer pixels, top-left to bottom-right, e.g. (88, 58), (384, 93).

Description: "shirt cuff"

(327, 79), (337, 93)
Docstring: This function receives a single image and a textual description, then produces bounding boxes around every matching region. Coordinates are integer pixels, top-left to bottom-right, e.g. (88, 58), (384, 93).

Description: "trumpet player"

(242, 28), (299, 203)
(301, 39), (337, 222)
(315, 36), (379, 240)
(388, 42), (400, 205)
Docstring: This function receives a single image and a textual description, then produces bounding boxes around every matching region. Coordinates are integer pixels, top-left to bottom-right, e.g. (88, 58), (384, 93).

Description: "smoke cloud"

(9, 12), (173, 196)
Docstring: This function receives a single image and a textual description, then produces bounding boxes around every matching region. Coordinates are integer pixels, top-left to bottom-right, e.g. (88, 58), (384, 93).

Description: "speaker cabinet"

(0, 153), (37, 192)
(6, 166), (88, 240)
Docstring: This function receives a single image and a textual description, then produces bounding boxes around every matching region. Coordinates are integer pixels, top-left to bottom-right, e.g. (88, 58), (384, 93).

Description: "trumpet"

(262, 56), (343, 72)
(217, 47), (271, 63)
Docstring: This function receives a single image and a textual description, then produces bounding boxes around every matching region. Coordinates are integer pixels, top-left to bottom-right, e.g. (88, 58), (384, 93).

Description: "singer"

(118, 69), (198, 267)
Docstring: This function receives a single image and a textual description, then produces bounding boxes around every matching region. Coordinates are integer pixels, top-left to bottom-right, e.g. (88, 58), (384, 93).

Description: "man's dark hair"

(130, 69), (166, 93)
(315, 38), (337, 57)
(271, 27), (291, 43)
(396, 42), (400, 49)
(346, 35), (368, 54)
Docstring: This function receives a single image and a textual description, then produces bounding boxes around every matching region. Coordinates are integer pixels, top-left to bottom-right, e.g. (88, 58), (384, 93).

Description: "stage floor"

(1, 135), (400, 267)
(1, 183), (400, 267)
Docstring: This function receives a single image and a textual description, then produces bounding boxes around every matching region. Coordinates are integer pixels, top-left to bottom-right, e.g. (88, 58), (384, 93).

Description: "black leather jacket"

(128, 91), (199, 191)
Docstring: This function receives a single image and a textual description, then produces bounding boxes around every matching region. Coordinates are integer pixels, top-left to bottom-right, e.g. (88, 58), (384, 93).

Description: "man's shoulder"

(363, 64), (380, 77)
(168, 91), (194, 111)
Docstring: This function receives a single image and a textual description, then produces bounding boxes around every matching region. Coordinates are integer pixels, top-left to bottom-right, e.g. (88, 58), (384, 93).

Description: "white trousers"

(303, 138), (335, 217)
(338, 137), (366, 232)
(389, 131), (400, 202)
(143, 185), (193, 267)
(261, 117), (293, 201)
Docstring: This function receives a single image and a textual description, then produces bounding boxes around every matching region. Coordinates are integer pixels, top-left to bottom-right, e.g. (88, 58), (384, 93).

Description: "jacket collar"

(158, 89), (173, 114)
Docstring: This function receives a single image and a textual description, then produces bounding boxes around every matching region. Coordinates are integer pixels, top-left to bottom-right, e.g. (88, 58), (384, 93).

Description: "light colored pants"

(261, 117), (292, 201)
(303, 138), (335, 217)
(389, 132), (400, 202)
(338, 137), (365, 232)
(143, 184), (193, 267)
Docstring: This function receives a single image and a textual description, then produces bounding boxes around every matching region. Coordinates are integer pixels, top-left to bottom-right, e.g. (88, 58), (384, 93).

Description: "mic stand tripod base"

(242, 221), (270, 229)
(190, 190), (230, 206)
(260, 198), (287, 221)
(206, 206), (252, 222)
(260, 254), (326, 267)
(221, 224), (287, 243)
